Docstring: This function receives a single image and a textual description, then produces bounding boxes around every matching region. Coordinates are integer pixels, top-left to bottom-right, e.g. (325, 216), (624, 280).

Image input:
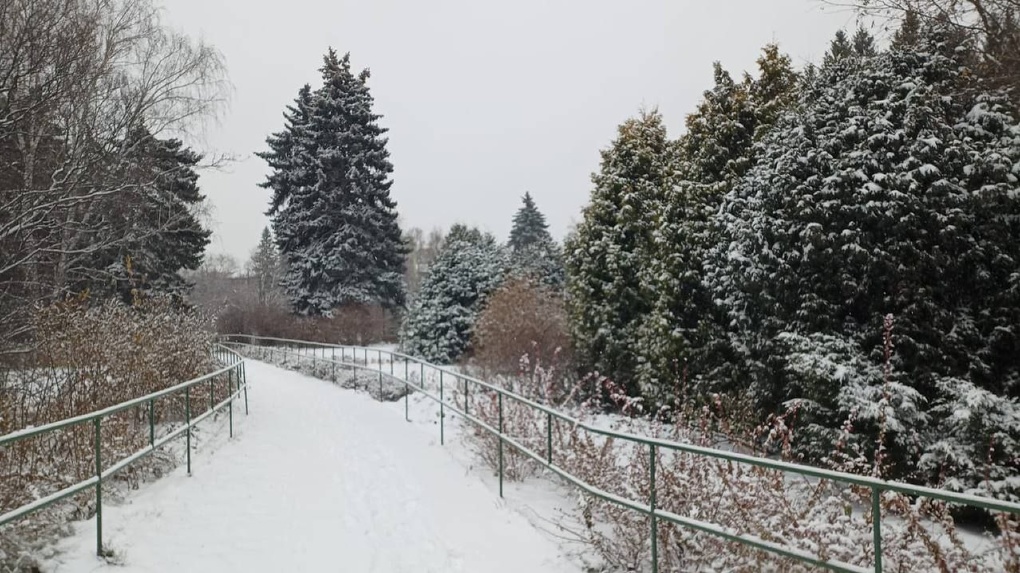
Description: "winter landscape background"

(2, 0), (1020, 571)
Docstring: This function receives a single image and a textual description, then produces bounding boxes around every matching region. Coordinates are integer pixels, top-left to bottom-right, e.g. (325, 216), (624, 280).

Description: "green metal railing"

(0, 345), (248, 556)
(223, 334), (1020, 573)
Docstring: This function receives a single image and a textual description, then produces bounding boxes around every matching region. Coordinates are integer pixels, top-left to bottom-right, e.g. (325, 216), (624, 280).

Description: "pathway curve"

(50, 360), (577, 573)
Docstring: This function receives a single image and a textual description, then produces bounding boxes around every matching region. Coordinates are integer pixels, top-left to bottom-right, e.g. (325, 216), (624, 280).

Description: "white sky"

(161, 0), (861, 264)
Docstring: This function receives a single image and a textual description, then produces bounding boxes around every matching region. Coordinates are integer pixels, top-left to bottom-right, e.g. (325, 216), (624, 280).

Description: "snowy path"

(49, 361), (578, 572)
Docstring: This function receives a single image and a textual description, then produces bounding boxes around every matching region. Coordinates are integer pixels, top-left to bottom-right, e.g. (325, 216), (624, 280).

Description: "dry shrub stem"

(0, 296), (221, 570)
(463, 355), (1020, 573)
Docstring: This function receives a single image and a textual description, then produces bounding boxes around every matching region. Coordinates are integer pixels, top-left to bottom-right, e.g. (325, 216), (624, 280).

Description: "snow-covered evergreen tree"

(506, 192), (564, 288)
(258, 84), (314, 218)
(79, 126), (211, 302)
(246, 227), (284, 306)
(707, 26), (1020, 490)
(259, 50), (406, 315)
(400, 225), (506, 364)
(565, 110), (672, 394)
(635, 47), (799, 403)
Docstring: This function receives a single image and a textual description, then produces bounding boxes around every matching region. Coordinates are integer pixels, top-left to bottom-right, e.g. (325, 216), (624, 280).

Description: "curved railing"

(0, 345), (247, 556)
(224, 334), (1019, 573)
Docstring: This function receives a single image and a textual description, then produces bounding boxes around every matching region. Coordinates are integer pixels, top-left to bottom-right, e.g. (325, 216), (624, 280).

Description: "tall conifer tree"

(259, 50), (406, 315)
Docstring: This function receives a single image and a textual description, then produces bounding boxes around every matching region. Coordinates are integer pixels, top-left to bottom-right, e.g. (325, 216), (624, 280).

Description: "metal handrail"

(224, 334), (1020, 573)
(0, 344), (249, 556)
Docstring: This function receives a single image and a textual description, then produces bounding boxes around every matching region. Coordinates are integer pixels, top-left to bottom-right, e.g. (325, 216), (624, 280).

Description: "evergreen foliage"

(707, 27), (1020, 494)
(507, 192), (564, 288)
(564, 110), (672, 394)
(247, 227), (284, 306)
(634, 46), (799, 403)
(400, 225), (506, 364)
(258, 50), (406, 315)
(80, 126), (211, 301)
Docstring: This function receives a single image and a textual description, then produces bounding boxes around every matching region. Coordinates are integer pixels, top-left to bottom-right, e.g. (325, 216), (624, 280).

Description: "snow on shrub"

(0, 295), (220, 569)
(462, 359), (1020, 572)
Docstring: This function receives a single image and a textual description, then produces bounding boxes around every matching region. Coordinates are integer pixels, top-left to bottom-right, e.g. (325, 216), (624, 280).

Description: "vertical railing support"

(209, 377), (214, 411)
(378, 369), (383, 400)
(464, 378), (470, 417)
(185, 386), (192, 475)
(650, 444), (658, 573)
(498, 392), (504, 498)
(873, 487), (883, 573)
(546, 411), (553, 465)
(332, 348), (336, 381)
(439, 371), (445, 446)
(420, 363), (424, 389)
(148, 398), (155, 447)
(94, 418), (103, 557)
(228, 371), (234, 438)
(242, 362), (249, 415)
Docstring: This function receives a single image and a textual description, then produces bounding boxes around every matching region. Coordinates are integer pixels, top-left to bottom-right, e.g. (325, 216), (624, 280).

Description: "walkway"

(49, 361), (577, 572)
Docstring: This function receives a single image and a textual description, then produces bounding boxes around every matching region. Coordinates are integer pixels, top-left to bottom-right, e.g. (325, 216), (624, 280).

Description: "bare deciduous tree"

(0, 0), (228, 352)
(826, 0), (1020, 101)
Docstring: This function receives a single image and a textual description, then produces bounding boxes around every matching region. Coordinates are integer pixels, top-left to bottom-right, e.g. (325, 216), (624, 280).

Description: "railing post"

(378, 369), (383, 400)
(148, 398), (155, 447)
(464, 378), (469, 417)
(228, 370), (234, 438)
(498, 392), (504, 498)
(873, 486), (883, 573)
(405, 384), (410, 422)
(546, 411), (552, 465)
(94, 417), (103, 557)
(404, 357), (408, 382)
(420, 363), (424, 389)
(209, 377), (214, 411)
(389, 352), (393, 376)
(439, 371), (445, 446)
(185, 386), (192, 475)
(242, 362), (249, 415)
(332, 348), (336, 381)
(650, 444), (658, 573)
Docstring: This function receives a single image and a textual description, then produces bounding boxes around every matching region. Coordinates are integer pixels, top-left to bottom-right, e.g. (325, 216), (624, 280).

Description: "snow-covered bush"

(706, 26), (1020, 489)
(0, 295), (220, 569)
(463, 367), (1020, 572)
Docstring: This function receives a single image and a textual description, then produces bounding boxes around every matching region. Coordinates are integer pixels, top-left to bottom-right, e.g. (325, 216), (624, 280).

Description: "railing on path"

(0, 345), (248, 556)
(224, 334), (1020, 573)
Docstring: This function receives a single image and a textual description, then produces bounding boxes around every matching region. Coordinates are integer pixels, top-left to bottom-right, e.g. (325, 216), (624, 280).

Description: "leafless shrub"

(470, 277), (572, 377)
(0, 295), (222, 570)
(216, 302), (395, 345)
(464, 362), (1020, 572)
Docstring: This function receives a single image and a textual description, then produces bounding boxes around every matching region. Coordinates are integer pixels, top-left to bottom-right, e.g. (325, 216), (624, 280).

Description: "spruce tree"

(400, 225), (506, 363)
(247, 227), (283, 305)
(259, 50), (406, 315)
(79, 126), (211, 301)
(565, 110), (672, 394)
(507, 192), (564, 288)
(258, 84), (314, 217)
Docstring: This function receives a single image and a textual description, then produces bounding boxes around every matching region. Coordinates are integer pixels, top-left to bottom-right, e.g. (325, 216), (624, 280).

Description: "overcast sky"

(161, 0), (861, 264)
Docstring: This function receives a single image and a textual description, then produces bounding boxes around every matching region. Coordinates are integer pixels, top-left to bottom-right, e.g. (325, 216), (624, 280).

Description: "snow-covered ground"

(44, 360), (581, 572)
